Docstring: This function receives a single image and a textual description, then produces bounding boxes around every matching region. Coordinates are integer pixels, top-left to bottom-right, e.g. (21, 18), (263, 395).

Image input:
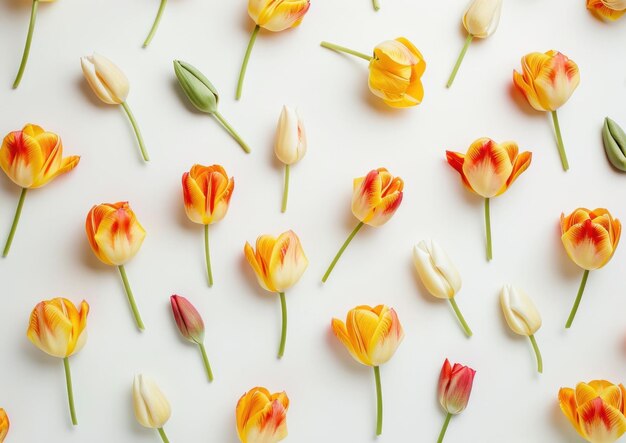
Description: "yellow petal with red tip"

(462, 138), (512, 198)
(351, 168), (404, 227)
(578, 398), (626, 443)
(182, 164), (234, 225)
(236, 387), (289, 443)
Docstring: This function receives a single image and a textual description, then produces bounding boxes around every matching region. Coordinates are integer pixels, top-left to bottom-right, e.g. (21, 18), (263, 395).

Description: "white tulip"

(275, 106), (307, 165)
(500, 285), (542, 336)
(463, 0), (503, 39)
(80, 53), (129, 105)
(132, 375), (171, 430)
(413, 239), (462, 300)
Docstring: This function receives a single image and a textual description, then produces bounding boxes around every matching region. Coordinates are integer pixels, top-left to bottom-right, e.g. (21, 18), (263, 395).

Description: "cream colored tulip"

(80, 53), (129, 105)
(133, 375), (171, 431)
(275, 106), (306, 165)
(463, 0), (502, 38)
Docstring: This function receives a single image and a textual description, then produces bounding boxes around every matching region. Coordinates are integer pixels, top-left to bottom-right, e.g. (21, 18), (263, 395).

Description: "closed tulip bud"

(587, 0), (626, 20)
(332, 305), (403, 435)
(463, 0), (502, 38)
(0, 409), (8, 442)
(26, 298), (89, 426)
(236, 387), (289, 443)
(133, 375), (172, 437)
(413, 240), (472, 337)
(561, 208), (621, 328)
(0, 124), (80, 257)
(86, 202), (146, 330)
(603, 118), (626, 171)
(500, 285), (543, 373)
(436, 359), (476, 443)
(559, 380), (626, 443)
(275, 106), (306, 212)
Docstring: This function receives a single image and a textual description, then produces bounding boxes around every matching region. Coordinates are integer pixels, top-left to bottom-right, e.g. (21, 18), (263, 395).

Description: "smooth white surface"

(1, 0), (626, 442)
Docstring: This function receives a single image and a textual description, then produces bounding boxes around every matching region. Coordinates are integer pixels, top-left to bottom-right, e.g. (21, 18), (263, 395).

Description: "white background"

(1, 0), (626, 442)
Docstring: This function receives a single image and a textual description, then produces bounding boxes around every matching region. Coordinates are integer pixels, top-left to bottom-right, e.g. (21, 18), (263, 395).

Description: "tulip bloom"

(320, 38), (426, 108)
(236, 0), (311, 100)
(174, 60), (251, 153)
(513, 51), (580, 171)
(413, 240), (472, 337)
(559, 380), (626, 443)
(81, 53), (149, 161)
(500, 285), (543, 373)
(244, 230), (308, 358)
(182, 164), (234, 286)
(143, 0), (169, 47)
(322, 168), (403, 282)
(27, 298), (89, 425)
(0, 409), (7, 442)
(275, 106), (307, 212)
(332, 305), (404, 435)
(0, 124), (80, 257)
(86, 202), (147, 330)
(170, 295), (214, 382)
(446, 138), (532, 260)
(133, 375), (172, 442)
(437, 359), (476, 443)
(603, 118), (626, 171)
(236, 387), (289, 443)
(560, 208), (621, 328)
(587, 0), (626, 20)
(447, 0), (502, 87)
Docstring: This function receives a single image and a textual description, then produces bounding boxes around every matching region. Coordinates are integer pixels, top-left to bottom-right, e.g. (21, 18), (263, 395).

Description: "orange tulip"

(182, 164), (234, 287)
(561, 208), (621, 328)
(331, 305), (404, 435)
(0, 124), (80, 256)
(587, 0), (626, 21)
(559, 380), (626, 443)
(86, 202), (146, 330)
(322, 168), (404, 282)
(236, 387), (289, 443)
(446, 138), (531, 260)
(27, 298), (89, 425)
(513, 50), (580, 171)
(0, 408), (8, 442)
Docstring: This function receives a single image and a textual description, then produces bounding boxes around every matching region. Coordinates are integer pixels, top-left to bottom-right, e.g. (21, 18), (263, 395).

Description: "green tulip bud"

(173, 60), (219, 114)
(603, 117), (626, 171)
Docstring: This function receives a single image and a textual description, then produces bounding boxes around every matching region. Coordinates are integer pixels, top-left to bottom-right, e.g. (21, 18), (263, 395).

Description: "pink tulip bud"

(170, 295), (205, 344)
(437, 359), (476, 415)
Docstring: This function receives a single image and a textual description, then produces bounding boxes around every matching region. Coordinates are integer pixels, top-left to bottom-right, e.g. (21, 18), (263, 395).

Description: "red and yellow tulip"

(559, 380), (626, 443)
(27, 298), (89, 425)
(86, 202), (146, 330)
(561, 208), (621, 328)
(0, 124), (80, 257)
(446, 138), (531, 260)
(437, 359), (476, 443)
(587, 0), (626, 20)
(0, 408), (8, 442)
(236, 387), (289, 443)
(182, 164), (234, 287)
(331, 305), (404, 435)
(513, 50), (580, 171)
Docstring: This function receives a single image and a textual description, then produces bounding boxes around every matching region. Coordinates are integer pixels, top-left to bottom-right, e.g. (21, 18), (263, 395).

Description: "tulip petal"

(368, 307), (404, 365)
(559, 387), (585, 438)
(578, 398), (626, 443)
(561, 219), (613, 270)
(587, 0), (626, 20)
(268, 231), (308, 292)
(331, 318), (361, 363)
(462, 138), (513, 198)
(244, 241), (274, 292)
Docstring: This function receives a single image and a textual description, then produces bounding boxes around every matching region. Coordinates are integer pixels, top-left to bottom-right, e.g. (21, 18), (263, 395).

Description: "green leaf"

(173, 60), (219, 114)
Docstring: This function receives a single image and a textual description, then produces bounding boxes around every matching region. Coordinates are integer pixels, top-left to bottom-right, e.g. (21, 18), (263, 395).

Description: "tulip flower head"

(27, 298), (89, 426)
(513, 50), (580, 171)
(447, 0), (502, 87)
(323, 168), (404, 282)
(182, 164), (234, 286)
(275, 106), (307, 212)
(500, 285), (543, 373)
(446, 138), (532, 261)
(321, 38), (427, 109)
(0, 409), (8, 442)
(331, 305), (404, 435)
(603, 118), (626, 171)
(244, 230), (308, 358)
(236, 387), (289, 443)
(170, 295), (214, 382)
(560, 208), (621, 328)
(133, 375), (172, 442)
(81, 53), (149, 161)
(437, 359), (476, 443)
(236, 0), (311, 99)
(587, 0), (626, 20)
(413, 240), (472, 337)
(559, 380), (626, 443)
(86, 202), (146, 330)
(0, 124), (80, 257)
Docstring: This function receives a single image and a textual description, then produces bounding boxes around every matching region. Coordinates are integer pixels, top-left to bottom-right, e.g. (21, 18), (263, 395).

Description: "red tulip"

(436, 359), (476, 443)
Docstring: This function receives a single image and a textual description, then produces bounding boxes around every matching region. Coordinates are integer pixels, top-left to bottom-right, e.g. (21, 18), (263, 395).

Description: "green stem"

(236, 24), (260, 100)
(529, 334), (543, 374)
(322, 222), (365, 283)
(3, 188), (27, 257)
(484, 198), (492, 261)
(374, 366), (383, 436)
(121, 102), (150, 162)
(13, 0), (39, 89)
(281, 164), (290, 213)
(551, 110), (569, 171)
(143, 0), (167, 48)
(448, 297), (473, 337)
(446, 34), (473, 88)
(213, 111), (251, 153)
(157, 427), (170, 443)
(437, 413), (452, 443)
(320, 41), (372, 61)
(372, 0), (380, 10)
(63, 357), (77, 426)
(565, 270), (590, 328)
(118, 265), (145, 330)
(278, 292), (287, 359)
(198, 343), (214, 382)
(204, 224), (213, 287)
